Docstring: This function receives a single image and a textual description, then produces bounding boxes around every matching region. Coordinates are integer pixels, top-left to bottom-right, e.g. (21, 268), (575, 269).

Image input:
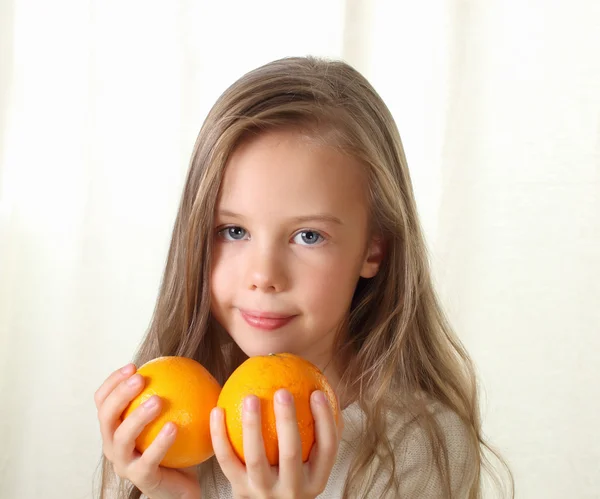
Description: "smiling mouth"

(239, 309), (296, 331)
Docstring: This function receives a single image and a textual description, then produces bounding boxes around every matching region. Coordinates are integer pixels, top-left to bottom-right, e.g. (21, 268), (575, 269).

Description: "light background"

(1, 1), (598, 497)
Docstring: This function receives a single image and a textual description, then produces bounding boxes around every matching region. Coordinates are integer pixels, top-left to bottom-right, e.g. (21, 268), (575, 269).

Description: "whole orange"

(121, 356), (221, 468)
(217, 353), (339, 466)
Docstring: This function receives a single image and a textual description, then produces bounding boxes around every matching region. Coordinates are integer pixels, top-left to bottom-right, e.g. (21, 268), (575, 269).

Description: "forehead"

(217, 129), (369, 221)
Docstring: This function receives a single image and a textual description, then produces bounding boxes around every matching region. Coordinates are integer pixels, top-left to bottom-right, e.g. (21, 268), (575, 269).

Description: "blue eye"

(293, 230), (324, 246)
(218, 226), (248, 241)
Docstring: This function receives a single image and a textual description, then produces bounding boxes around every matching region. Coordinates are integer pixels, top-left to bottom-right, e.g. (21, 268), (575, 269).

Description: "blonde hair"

(95, 56), (513, 498)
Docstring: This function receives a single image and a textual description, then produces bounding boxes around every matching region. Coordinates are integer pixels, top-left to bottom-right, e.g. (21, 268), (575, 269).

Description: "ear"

(359, 236), (384, 278)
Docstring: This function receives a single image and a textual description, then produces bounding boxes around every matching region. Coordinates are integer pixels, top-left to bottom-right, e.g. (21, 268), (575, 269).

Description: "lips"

(239, 309), (296, 331)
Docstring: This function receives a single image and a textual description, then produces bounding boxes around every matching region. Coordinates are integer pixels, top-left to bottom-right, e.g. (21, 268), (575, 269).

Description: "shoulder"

(388, 399), (479, 498)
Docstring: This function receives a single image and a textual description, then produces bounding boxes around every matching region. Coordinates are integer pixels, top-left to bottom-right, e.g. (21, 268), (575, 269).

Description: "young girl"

(94, 56), (512, 498)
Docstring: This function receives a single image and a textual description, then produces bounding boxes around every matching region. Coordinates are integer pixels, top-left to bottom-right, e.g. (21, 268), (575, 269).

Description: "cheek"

(300, 257), (360, 316)
(210, 247), (237, 304)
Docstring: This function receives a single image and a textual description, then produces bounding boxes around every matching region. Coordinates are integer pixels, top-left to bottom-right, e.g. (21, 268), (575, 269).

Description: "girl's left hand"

(210, 389), (341, 499)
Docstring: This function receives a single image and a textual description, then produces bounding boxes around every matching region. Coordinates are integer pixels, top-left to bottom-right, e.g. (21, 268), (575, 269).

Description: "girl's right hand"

(94, 363), (201, 499)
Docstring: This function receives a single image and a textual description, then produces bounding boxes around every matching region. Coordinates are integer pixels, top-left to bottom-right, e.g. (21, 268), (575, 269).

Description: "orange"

(217, 353), (340, 466)
(121, 356), (221, 468)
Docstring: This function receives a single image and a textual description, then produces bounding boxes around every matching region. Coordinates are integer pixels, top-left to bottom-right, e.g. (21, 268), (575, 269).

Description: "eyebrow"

(217, 210), (343, 225)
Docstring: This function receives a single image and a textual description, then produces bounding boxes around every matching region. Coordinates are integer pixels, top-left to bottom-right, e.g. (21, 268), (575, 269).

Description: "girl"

(94, 56), (512, 498)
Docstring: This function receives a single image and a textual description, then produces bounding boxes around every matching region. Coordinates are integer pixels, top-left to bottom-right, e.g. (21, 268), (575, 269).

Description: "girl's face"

(210, 129), (382, 370)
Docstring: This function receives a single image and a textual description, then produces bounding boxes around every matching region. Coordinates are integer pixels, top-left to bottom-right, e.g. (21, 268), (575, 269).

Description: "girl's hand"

(94, 364), (201, 499)
(210, 389), (341, 499)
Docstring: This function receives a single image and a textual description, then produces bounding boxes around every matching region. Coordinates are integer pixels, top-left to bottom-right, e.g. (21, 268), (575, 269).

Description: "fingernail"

(312, 390), (326, 405)
(211, 407), (221, 424)
(121, 363), (134, 375)
(275, 389), (292, 405)
(244, 396), (259, 412)
(126, 374), (141, 386)
(143, 396), (158, 409)
(159, 422), (175, 437)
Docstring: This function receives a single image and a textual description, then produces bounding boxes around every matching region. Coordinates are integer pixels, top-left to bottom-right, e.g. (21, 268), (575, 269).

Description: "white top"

(200, 400), (477, 498)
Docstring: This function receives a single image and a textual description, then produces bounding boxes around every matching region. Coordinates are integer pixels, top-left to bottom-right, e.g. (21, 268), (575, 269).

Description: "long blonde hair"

(96, 56), (513, 498)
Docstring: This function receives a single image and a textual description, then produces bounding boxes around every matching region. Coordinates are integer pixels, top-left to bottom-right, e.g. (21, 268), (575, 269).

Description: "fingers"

(210, 407), (246, 485)
(274, 389), (303, 490)
(115, 419), (178, 494)
(97, 372), (145, 457)
(306, 390), (339, 489)
(211, 391), (340, 497)
(94, 363), (136, 409)
(241, 396), (273, 490)
(112, 395), (162, 463)
(136, 421), (178, 469)
(94, 365), (200, 499)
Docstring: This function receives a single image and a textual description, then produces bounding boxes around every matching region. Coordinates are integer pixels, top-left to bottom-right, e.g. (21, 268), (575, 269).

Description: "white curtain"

(1, 1), (598, 498)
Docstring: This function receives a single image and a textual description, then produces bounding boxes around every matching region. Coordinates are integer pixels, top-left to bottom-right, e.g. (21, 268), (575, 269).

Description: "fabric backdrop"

(0, 1), (598, 497)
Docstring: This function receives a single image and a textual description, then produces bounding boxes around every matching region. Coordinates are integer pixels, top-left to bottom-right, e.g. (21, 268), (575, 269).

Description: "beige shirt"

(200, 400), (477, 498)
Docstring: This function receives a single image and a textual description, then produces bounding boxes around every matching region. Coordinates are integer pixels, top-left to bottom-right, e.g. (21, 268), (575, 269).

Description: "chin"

(234, 337), (299, 358)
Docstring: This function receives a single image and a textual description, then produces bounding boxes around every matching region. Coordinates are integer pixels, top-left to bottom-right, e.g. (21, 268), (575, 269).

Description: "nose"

(244, 242), (288, 293)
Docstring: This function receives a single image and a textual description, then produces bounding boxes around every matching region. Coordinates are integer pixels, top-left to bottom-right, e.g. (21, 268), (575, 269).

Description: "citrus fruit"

(121, 356), (221, 468)
(217, 353), (339, 466)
